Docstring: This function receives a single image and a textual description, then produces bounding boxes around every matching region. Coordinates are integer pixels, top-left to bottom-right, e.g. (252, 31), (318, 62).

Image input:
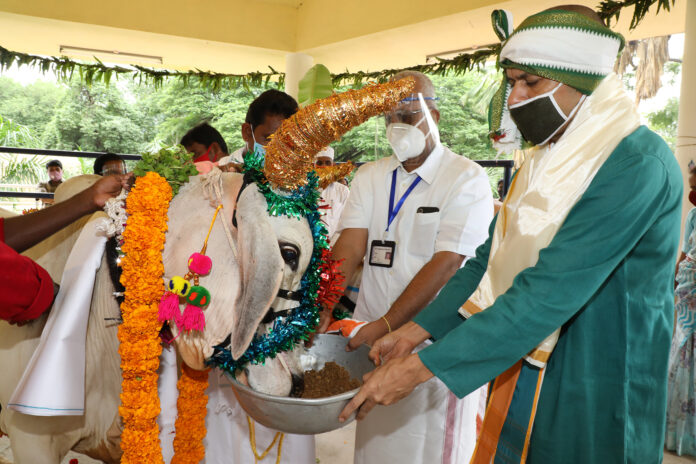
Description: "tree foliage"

(0, 116), (47, 183)
(41, 80), (155, 153)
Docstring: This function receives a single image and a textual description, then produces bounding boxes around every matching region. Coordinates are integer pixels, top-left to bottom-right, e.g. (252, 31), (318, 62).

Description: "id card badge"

(369, 240), (396, 268)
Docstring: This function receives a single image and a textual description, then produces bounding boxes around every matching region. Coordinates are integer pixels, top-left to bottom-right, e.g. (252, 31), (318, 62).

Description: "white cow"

(0, 171), (315, 463)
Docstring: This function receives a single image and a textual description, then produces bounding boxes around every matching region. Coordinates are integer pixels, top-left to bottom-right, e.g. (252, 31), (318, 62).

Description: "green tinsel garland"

(207, 151), (330, 373)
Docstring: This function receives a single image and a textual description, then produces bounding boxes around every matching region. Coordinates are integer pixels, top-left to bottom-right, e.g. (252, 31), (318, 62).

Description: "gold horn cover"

(264, 78), (415, 190)
(316, 162), (355, 190)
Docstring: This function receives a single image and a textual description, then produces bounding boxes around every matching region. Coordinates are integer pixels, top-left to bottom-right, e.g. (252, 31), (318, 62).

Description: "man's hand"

(346, 319), (389, 351)
(338, 353), (434, 422)
(316, 308), (332, 334)
(88, 173), (133, 208)
(220, 162), (243, 173)
(368, 321), (431, 366)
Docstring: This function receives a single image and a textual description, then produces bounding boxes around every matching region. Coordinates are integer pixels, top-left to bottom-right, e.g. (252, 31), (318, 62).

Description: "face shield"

(385, 93), (440, 162)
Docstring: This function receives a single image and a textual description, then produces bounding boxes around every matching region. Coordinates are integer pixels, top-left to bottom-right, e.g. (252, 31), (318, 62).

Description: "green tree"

(0, 116), (47, 184)
(647, 97), (678, 150)
(141, 80), (270, 151)
(41, 80), (154, 153)
(0, 77), (64, 141)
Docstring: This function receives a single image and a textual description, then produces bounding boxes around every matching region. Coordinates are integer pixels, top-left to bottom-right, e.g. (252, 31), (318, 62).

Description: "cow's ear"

(229, 185), (284, 360)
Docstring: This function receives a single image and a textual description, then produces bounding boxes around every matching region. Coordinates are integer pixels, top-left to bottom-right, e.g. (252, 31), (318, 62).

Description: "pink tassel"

(158, 292), (180, 323)
(178, 304), (206, 332)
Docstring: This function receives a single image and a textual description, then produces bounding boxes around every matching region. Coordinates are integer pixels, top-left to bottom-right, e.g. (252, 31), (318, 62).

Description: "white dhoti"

(203, 370), (316, 464)
(354, 376), (481, 464)
(158, 344), (178, 463)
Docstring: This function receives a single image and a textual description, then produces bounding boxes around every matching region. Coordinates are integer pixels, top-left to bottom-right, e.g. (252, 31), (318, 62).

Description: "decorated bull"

(0, 78), (414, 463)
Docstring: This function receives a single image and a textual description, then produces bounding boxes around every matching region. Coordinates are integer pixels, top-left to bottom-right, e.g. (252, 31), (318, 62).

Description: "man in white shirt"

(315, 146), (350, 244)
(323, 71), (494, 464)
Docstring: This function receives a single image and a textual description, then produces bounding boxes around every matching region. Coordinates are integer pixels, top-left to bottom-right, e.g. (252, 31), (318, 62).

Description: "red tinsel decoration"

(317, 248), (346, 310)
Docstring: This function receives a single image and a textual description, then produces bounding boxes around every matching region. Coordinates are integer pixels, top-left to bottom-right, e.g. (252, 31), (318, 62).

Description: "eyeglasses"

(385, 109), (426, 126)
(101, 167), (127, 176)
(384, 97), (438, 125)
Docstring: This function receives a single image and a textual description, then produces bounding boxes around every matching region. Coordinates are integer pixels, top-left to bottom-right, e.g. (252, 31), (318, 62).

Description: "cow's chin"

(173, 332), (214, 371)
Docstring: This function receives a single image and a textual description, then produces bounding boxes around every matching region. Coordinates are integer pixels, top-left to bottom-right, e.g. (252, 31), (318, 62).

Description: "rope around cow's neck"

(199, 167), (239, 260)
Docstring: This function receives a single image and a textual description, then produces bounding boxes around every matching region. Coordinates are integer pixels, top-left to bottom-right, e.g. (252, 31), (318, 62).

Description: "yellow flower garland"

(172, 364), (210, 463)
(118, 172), (172, 464)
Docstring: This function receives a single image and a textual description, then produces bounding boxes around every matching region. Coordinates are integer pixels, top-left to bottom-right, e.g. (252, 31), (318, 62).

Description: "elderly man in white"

(315, 146), (350, 244)
(321, 70), (494, 464)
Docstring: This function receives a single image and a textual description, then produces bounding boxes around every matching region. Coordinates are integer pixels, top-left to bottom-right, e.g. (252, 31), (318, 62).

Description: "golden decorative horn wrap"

(263, 78), (415, 190)
(316, 162), (355, 190)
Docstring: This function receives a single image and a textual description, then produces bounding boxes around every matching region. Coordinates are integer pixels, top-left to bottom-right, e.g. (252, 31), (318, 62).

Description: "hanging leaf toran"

(0, 0), (675, 90)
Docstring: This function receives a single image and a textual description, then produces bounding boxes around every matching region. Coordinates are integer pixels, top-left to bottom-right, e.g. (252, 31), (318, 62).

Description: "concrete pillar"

(676, 0), (696, 239)
(284, 52), (314, 101)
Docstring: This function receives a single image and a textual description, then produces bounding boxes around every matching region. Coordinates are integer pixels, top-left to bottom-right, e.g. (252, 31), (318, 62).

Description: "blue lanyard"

(387, 169), (421, 231)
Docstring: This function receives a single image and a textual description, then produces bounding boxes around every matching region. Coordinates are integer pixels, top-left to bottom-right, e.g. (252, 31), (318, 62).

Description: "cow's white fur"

(0, 173), (317, 462)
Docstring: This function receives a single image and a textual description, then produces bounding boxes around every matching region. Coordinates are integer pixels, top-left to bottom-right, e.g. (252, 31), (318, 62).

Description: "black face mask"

(508, 84), (584, 146)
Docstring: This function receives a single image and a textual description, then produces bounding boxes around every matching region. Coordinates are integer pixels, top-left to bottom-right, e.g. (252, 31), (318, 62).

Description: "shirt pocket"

(407, 209), (440, 258)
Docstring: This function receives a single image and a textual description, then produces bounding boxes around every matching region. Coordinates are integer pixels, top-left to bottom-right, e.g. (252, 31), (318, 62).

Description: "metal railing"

(0, 146), (140, 200)
(0, 147), (514, 199)
(0, 146), (141, 160)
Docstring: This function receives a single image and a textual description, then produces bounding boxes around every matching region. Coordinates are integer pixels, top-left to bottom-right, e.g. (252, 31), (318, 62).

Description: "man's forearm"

(330, 228), (368, 306)
(4, 189), (97, 253)
(384, 251), (464, 329)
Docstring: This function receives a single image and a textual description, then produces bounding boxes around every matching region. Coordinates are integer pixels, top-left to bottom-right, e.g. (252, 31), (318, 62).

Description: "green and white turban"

(488, 9), (625, 154)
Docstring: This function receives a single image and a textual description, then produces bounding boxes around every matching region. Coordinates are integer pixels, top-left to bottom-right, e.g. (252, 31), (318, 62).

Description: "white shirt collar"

(388, 143), (444, 185)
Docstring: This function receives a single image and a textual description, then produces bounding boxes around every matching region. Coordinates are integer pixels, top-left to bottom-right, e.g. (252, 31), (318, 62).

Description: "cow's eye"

(279, 243), (299, 270)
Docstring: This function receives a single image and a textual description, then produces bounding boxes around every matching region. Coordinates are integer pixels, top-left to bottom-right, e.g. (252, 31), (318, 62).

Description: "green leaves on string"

(0, 45), (285, 91)
(0, 0), (674, 91)
(598, 0), (676, 29)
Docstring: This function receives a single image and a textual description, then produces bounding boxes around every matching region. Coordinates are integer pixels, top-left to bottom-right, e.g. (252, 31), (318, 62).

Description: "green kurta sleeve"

(418, 147), (677, 399)
(413, 215), (497, 340)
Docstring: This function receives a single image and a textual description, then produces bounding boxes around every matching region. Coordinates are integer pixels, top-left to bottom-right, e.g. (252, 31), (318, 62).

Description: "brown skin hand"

(339, 352), (434, 422)
(505, 68), (584, 145)
(316, 228), (369, 334)
(4, 173), (132, 253)
(345, 251), (464, 351)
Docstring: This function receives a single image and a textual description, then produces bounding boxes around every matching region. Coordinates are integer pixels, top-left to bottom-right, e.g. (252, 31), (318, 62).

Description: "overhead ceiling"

(0, 0), (687, 76)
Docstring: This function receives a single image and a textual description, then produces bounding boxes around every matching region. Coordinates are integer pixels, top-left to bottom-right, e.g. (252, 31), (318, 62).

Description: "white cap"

(316, 146), (334, 161)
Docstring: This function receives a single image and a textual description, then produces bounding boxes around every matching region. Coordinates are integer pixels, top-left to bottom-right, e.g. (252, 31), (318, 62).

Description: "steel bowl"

(224, 334), (373, 434)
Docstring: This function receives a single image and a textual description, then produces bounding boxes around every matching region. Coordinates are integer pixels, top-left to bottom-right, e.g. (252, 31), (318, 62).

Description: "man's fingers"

(363, 370), (374, 382)
(368, 345), (382, 366)
(356, 399), (376, 421)
(339, 389), (367, 422)
(383, 339), (411, 363)
(346, 334), (363, 352)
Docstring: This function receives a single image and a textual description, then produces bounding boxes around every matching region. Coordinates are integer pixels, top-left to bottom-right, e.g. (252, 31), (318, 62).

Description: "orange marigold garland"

(172, 364), (210, 464)
(118, 172), (172, 463)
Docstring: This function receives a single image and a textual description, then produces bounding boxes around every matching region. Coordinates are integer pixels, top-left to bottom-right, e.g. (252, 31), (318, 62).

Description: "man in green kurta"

(339, 6), (682, 463)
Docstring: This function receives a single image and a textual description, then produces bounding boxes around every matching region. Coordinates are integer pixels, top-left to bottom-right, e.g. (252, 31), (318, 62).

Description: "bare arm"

(347, 250), (464, 350)
(4, 174), (130, 253)
(316, 227), (368, 332)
